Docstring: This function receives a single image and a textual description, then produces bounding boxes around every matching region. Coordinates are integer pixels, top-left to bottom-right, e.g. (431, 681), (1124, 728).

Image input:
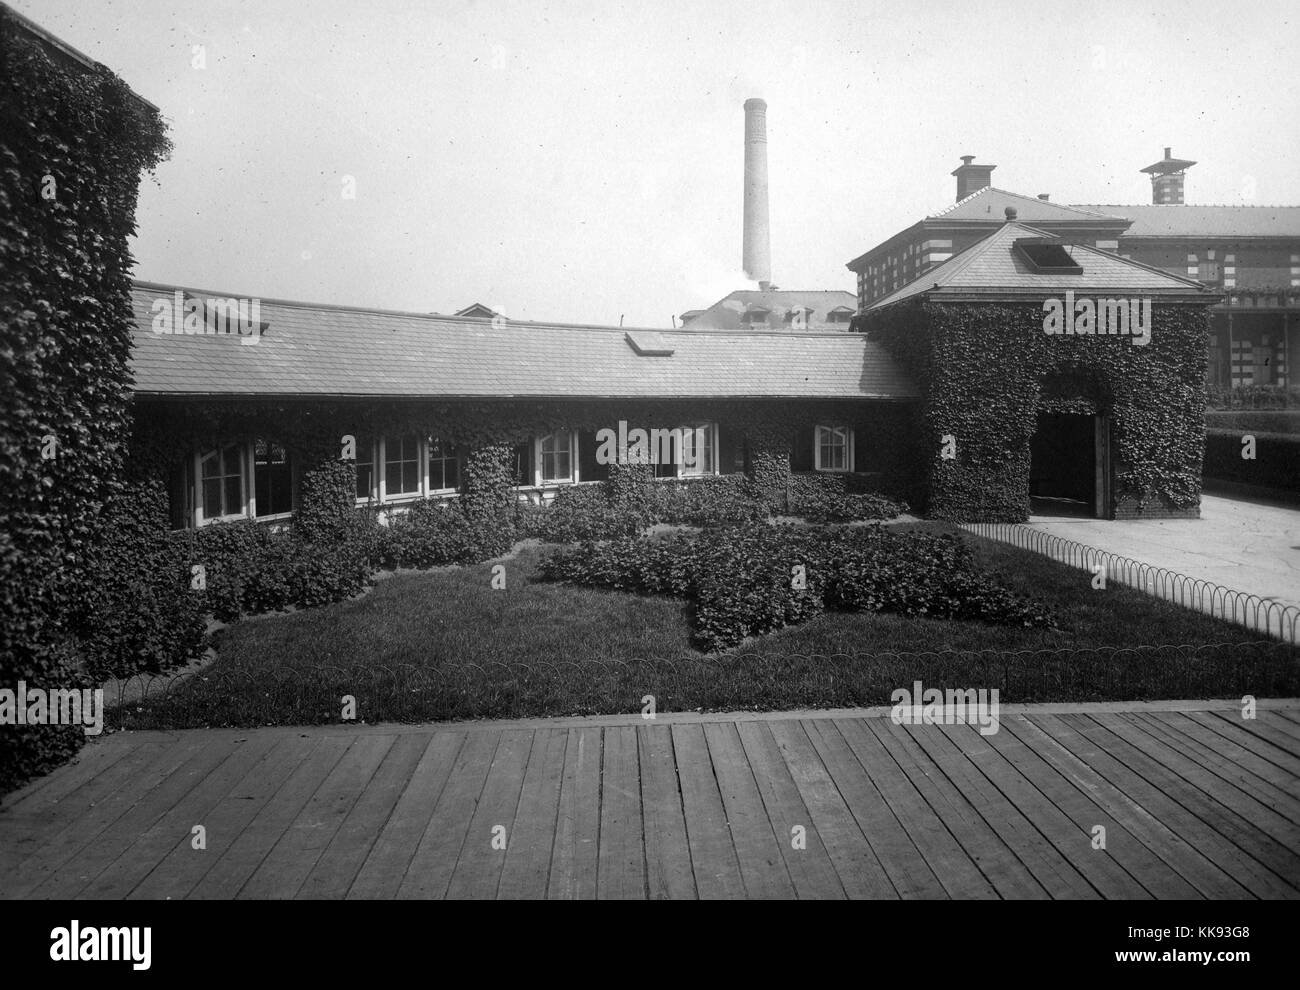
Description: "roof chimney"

(742, 98), (772, 289)
(1140, 147), (1196, 204)
(951, 155), (996, 202)
(1005, 206), (1017, 221)
(1037, 193), (1050, 201)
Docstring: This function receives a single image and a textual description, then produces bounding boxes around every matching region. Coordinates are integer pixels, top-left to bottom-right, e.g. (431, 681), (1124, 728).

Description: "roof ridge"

(927, 187), (1126, 221)
(132, 280), (863, 338)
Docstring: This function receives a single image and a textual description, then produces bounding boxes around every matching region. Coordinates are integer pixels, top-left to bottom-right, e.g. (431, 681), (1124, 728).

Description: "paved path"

(2, 702), (1298, 899)
(1029, 494), (1300, 614)
(964, 494), (1300, 641)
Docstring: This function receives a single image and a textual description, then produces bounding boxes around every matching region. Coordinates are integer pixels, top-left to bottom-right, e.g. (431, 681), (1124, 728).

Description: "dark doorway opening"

(1030, 412), (1106, 517)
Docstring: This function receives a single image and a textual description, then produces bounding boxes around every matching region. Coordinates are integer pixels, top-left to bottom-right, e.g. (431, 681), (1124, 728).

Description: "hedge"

(540, 523), (1051, 652)
(1204, 410), (1300, 436)
(1203, 429), (1300, 494)
(1, 11), (172, 792)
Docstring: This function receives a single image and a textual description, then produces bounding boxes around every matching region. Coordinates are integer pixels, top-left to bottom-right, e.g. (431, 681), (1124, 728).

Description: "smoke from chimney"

(742, 98), (771, 290)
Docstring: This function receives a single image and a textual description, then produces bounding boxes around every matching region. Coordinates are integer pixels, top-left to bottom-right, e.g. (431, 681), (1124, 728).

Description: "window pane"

(202, 478), (221, 517)
(224, 474), (242, 514)
(223, 444), (242, 477)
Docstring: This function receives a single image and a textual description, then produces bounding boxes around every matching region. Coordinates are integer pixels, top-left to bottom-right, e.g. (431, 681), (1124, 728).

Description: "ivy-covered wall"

(128, 396), (918, 514)
(860, 299), (1212, 521)
(1, 13), (172, 790)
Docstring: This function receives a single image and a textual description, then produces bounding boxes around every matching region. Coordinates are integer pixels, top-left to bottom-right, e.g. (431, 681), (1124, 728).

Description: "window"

(198, 443), (246, 522)
(383, 434), (421, 498)
(512, 441), (533, 486)
(428, 437), (460, 492)
(815, 426), (853, 472)
(539, 429), (575, 484)
(653, 424), (717, 478)
(678, 424), (715, 477)
(254, 439), (293, 517)
(354, 433), (376, 501)
(743, 308), (770, 326)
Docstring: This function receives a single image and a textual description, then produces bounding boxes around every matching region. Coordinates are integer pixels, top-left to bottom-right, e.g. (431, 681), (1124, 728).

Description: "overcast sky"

(15, 0), (1300, 326)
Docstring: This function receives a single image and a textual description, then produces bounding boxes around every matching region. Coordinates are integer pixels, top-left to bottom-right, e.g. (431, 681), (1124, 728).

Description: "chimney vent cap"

(1037, 193), (1050, 201)
(1005, 206), (1018, 221)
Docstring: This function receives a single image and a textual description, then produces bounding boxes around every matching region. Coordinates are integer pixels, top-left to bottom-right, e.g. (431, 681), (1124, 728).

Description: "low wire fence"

(959, 522), (1300, 645)
(103, 640), (1299, 730)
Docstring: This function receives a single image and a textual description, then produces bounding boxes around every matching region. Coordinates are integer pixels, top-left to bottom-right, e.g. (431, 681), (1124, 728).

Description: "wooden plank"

(128, 735), (322, 900)
(1202, 710), (1300, 760)
(548, 726), (602, 900)
(497, 728), (569, 900)
(0, 737), (135, 815)
(1083, 713), (1299, 897)
(735, 720), (845, 900)
(3, 736), (211, 899)
(704, 721), (794, 899)
(188, 735), (352, 899)
(944, 721), (1164, 898)
(596, 725), (646, 900)
(294, 733), (433, 900)
(1004, 715), (1237, 900)
(396, 730), (502, 899)
(1249, 710), (1300, 743)
(1187, 711), (1299, 769)
(346, 731), (464, 899)
(1043, 714), (1253, 898)
(671, 722), (745, 899)
(76, 733), (282, 899)
(34, 733), (246, 900)
(238, 734), (396, 899)
(873, 718), (1059, 899)
(445, 729), (534, 899)
(842, 717), (994, 898)
(982, 715), (1190, 898)
(636, 723), (696, 900)
(774, 719), (907, 898)
(1128, 712), (1300, 824)
(1154, 712), (1300, 795)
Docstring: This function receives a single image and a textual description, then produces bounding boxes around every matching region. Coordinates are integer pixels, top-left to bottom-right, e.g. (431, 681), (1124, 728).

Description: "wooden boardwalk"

(2, 702), (1298, 899)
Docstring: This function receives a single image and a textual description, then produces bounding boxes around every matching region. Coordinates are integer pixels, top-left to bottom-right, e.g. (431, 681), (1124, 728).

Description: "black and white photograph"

(0, 0), (1296, 971)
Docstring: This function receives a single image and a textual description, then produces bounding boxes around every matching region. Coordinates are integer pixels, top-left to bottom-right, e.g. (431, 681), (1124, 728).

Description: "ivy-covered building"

(127, 281), (920, 530)
(848, 153), (1300, 390)
(858, 214), (1221, 521)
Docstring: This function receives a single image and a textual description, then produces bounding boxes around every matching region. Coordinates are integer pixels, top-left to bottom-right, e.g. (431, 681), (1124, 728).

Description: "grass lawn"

(111, 522), (1299, 729)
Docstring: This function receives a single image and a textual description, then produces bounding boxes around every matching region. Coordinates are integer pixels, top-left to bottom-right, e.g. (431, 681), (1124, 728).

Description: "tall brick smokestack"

(742, 98), (771, 289)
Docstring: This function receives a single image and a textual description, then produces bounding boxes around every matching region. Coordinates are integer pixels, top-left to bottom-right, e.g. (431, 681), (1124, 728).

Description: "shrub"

(69, 483), (207, 681)
(785, 473), (908, 522)
(540, 523), (1051, 651)
(1204, 429), (1300, 494)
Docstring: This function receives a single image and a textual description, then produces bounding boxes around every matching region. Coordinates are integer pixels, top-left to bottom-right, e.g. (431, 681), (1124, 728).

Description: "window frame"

(353, 434), (378, 505)
(536, 429), (578, 485)
(195, 442), (249, 526)
(379, 433), (423, 502)
(814, 425), (854, 473)
(426, 436), (461, 494)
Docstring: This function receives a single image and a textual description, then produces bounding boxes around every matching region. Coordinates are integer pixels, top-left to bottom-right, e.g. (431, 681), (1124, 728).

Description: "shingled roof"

(129, 282), (917, 400)
(1068, 204), (1300, 239)
(867, 222), (1218, 310)
(929, 187), (1124, 225)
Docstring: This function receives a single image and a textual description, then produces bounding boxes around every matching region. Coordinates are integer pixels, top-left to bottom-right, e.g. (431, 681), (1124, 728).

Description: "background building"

(848, 152), (1300, 387)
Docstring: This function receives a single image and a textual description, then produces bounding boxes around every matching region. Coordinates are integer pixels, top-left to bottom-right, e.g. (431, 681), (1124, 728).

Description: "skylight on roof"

(624, 331), (675, 356)
(1014, 238), (1083, 274)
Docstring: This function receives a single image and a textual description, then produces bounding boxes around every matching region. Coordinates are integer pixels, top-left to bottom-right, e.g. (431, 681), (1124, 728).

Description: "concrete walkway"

(2, 702), (1298, 900)
(1026, 494), (1300, 613)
